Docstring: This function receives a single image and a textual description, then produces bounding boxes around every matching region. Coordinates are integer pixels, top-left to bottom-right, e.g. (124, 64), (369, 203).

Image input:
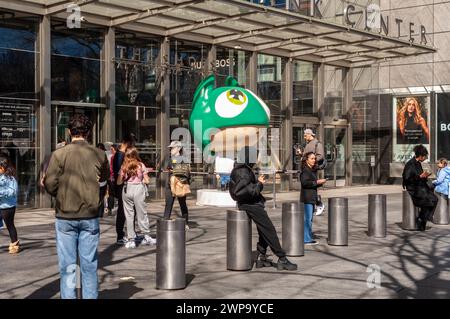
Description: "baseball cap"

(104, 141), (113, 149)
(168, 141), (182, 148)
(304, 128), (315, 136)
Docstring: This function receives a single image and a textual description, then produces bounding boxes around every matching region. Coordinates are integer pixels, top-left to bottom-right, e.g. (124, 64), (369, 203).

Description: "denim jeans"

(304, 203), (314, 243)
(55, 218), (100, 299)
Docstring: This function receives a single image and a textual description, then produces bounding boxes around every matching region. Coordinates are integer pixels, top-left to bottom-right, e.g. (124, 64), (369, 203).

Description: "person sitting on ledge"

(402, 144), (438, 231)
(229, 146), (297, 271)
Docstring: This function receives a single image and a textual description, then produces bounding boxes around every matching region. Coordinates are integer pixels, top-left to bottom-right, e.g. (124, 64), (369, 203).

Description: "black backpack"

(314, 141), (327, 170)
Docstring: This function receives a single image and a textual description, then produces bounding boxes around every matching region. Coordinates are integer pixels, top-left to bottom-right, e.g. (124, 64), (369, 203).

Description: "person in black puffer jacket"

(229, 146), (297, 271)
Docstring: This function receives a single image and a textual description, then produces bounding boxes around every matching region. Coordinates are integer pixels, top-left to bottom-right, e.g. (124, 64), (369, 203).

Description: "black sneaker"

(416, 218), (427, 231)
(116, 238), (127, 245)
(277, 257), (298, 271)
(255, 254), (274, 268)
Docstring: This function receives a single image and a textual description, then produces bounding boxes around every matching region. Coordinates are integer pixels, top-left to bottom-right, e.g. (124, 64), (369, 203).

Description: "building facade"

(0, 0), (444, 208)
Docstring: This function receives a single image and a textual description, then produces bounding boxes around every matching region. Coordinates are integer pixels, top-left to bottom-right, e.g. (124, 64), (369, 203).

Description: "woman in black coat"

(402, 144), (438, 231)
(300, 152), (327, 245)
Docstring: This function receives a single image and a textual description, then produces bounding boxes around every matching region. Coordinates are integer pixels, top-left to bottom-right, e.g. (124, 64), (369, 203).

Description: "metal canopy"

(1, 0), (437, 67)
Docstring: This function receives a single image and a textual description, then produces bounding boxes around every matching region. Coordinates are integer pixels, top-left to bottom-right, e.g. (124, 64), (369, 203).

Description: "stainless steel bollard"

(433, 193), (449, 225)
(328, 197), (348, 246)
(402, 190), (419, 230)
(227, 210), (252, 271)
(368, 194), (387, 238)
(156, 218), (186, 290)
(282, 202), (304, 256)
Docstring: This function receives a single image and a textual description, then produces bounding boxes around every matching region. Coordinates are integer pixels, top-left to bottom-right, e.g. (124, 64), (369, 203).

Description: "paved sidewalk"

(1, 185), (450, 299)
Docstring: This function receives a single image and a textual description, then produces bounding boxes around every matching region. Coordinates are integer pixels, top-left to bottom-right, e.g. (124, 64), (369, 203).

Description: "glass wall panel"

(216, 47), (249, 87)
(351, 66), (381, 184)
(51, 23), (102, 103)
(324, 65), (344, 119)
(114, 33), (161, 198)
(115, 35), (159, 107)
(169, 40), (207, 177)
(293, 60), (314, 116)
(0, 17), (39, 208)
(257, 53), (284, 124)
(257, 54), (285, 178)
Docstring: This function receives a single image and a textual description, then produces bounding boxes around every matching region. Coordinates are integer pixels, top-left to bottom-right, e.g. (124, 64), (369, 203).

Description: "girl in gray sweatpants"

(118, 148), (156, 249)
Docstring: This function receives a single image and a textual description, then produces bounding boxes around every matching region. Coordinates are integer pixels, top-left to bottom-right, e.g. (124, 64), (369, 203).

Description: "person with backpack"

(0, 154), (19, 254)
(163, 141), (191, 230)
(297, 128), (326, 216)
(402, 144), (438, 231)
(229, 146), (297, 271)
(117, 147), (156, 249)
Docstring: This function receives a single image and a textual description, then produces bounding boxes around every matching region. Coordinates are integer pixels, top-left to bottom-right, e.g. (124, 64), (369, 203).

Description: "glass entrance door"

(292, 124), (319, 171)
(51, 105), (99, 150)
(324, 126), (347, 187)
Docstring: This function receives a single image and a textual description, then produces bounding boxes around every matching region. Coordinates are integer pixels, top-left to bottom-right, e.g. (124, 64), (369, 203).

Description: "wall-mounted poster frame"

(392, 95), (430, 163)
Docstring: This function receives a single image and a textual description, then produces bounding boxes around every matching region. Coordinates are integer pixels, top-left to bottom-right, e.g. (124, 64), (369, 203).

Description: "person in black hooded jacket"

(229, 146), (297, 271)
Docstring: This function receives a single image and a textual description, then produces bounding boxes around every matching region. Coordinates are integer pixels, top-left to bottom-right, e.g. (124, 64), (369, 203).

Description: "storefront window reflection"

(293, 60), (314, 116)
(216, 47), (249, 87)
(324, 65), (344, 119)
(0, 17), (39, 208)
(115, 35), (159, 107)
(257, 54), (284, 128)
(114, 34), (161, 197)
(51, 23), (102, 103)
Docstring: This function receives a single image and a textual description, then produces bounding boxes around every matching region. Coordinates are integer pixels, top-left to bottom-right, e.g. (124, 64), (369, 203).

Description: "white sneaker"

(141, 235), (157, 245)
(315, 204), (325, 216)
(125, 240), (136, 249)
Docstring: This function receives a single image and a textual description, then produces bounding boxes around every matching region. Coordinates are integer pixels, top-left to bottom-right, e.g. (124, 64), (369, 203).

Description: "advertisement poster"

(437, 93), (450, 159)
(393, 96), (430, 162)
(0, 103), (32, 141)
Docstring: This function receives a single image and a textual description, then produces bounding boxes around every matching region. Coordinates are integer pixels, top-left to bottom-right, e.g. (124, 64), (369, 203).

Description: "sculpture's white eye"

(215, 89), (248, 118)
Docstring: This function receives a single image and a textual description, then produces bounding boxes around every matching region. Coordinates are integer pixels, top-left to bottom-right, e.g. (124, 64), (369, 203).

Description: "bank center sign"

(296, 0), (428, 45)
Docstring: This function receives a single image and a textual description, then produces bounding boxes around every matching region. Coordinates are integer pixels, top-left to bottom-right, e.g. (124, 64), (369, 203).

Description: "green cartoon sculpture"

(189, 74), (270, 152)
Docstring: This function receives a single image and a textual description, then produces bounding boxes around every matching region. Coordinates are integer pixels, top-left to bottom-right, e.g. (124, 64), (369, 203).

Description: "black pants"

(419, 201), (438, 222)
(239, 203), (286, 258)
(0, 207), (17, 243)
(163, 188), (188, 224)
(98, 185), (107, 218)
(115, 185), (126, 240)
(417, 193), (438, 222)
(107, 181), (115, 211)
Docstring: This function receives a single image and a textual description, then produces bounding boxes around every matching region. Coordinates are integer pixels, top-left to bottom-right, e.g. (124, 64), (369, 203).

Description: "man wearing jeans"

(44, 114), (109, 299)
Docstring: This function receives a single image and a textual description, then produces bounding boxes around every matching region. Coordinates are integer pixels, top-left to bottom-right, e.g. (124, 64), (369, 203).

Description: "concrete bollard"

(402, 190), (419, 230)
(227, 210), (252, 271)
(282, 202), (304, 256)
(368, 194), (387, 238)
(433, 193), (449, 225)
(156, 218), (186, 290)
(328, 197), (348, 246)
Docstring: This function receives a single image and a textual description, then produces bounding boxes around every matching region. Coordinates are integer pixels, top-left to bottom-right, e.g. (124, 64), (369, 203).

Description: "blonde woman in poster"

(397, 97), (430, 145)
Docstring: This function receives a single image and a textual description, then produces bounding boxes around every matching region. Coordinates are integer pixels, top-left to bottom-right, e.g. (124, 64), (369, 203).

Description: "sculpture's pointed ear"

(192, 74), (215, 106)
(225, 75), (240, 87)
